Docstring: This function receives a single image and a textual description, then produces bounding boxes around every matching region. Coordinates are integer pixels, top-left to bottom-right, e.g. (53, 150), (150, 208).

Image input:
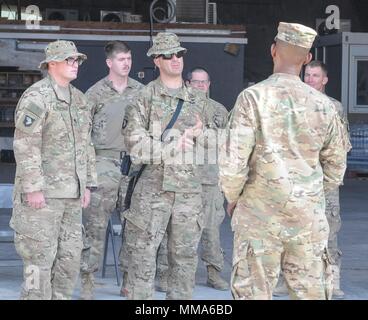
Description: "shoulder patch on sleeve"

(15, 102), (45, 134)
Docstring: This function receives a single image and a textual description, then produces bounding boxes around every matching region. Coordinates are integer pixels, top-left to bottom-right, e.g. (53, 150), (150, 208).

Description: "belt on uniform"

(95, 149), (126, 160)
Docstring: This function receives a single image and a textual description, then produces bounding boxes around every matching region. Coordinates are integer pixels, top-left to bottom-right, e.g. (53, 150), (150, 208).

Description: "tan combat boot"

(80, 272), (95, 300)
(207, 266), (229, 291)
(156, 272), (168, 292)
(332, 266), (345, 299)
(120, 272), (129, 297)
(273, 275), (289, 297)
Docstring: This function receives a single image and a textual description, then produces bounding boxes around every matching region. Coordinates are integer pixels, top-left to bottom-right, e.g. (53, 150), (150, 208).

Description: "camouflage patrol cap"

(275, 22), (317, 49)
(146, 32), (187, 57)
(38, 40), (87, 69)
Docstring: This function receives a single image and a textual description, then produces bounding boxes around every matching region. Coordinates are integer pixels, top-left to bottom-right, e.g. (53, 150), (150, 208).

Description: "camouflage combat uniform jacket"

(199, 96), (228, 185)
(328, 95), (352, 153)
(12, 75), (97, 199)
(86, 76), (143, 153)
(219, 73), (347, 228)
(123, 78), (212, 195)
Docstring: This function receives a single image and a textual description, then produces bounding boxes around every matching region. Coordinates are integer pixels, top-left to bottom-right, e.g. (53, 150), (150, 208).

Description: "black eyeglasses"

(190, 80), (209, 85)
(158, 51), (185, 60)
(65, 57), (84, 66)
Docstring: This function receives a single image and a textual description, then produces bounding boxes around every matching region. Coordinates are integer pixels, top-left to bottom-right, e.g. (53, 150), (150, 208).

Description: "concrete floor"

(1, 176), (368, 300)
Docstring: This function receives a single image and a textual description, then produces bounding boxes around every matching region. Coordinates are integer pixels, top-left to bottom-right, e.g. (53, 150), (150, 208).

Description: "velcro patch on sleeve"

(15, 102), (45, 134)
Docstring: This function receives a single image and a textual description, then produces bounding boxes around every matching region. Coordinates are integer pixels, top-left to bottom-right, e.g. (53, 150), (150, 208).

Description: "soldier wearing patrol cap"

(122, 32), (214, 300)
(219, 23), (347, 300)
(10, 40), (97, 300)
(155, 67), (230, 292)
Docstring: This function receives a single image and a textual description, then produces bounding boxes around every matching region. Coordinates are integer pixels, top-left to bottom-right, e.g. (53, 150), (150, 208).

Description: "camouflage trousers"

(80, 156), (129, 275)
(231, 199), (331, 300)
(325, 188), (342, 268)
(201, 184), (226, 270)
(156, 184), (225, 276)
(10, 196), (83, 300)
(123, 184), (204, 300)
(276, 188), (342, 292)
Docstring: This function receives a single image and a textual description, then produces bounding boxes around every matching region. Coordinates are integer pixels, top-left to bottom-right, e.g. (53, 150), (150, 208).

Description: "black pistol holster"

(120, 154), (132, 176)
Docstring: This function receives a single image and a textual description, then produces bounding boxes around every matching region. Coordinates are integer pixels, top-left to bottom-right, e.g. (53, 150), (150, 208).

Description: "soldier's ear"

(323, 76), (329, 86)
(153, 57), (160, 69)
(304, 52), (312, 65)
(270, 43), (276, 58)
(47, 61), (57, 70)
(106, 59), (112, 69)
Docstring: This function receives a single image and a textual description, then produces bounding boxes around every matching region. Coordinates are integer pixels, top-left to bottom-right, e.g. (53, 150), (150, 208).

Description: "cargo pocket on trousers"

(125, 181), (158, 235)
(123, 208), (149, 233)
(10, 207), (47, 242)
(322, 247), (334, 300)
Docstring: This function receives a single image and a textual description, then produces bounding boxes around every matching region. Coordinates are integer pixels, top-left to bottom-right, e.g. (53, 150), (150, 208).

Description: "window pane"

(357, 61), (368, 105)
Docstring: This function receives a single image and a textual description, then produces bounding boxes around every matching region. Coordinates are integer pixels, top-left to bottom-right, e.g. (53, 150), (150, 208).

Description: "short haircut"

(186, 67), (210, 82)
(275, 39), (310, 66)
(306, 60), (328, 76)
(104, 41), (131, 59)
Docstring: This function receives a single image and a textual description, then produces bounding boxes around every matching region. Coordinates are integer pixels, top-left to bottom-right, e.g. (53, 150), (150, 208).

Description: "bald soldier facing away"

(10, 40), (97, 300)
(274, 60), (352, 299)
(219, 23), (347, 300)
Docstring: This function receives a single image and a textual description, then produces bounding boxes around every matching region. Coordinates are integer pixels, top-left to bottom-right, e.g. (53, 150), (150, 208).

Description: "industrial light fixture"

(165, 28), (231, 36)
(15, 40), (47, 52)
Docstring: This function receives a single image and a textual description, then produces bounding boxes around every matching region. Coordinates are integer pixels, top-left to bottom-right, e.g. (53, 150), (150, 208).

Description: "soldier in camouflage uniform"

(274, 60), (353, 299)
(122, 33), (214, 300)
(187, 68), (229, 290)
(219, 23), (347, 300)
(156, 67), (229, 292)
(304, 60), (352, 299)
(10, 40), (97, 300)
(79, 41), (143, 299)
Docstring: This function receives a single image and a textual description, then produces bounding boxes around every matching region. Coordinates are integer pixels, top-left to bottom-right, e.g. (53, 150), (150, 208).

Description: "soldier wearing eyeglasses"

(10, 40), (97, 300)
(187, 68), (229, 288)
(122, 32), (215, 300)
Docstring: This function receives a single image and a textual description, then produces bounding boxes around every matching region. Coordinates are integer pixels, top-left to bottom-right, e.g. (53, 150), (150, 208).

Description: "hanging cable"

(149, 0), (176, 47)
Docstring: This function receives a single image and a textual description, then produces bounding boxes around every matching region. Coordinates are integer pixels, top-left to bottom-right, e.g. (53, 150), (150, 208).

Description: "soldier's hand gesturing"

(177, 114), (203, 151)
(190, 114), (204, 138)
(26, 191), (46, 209)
